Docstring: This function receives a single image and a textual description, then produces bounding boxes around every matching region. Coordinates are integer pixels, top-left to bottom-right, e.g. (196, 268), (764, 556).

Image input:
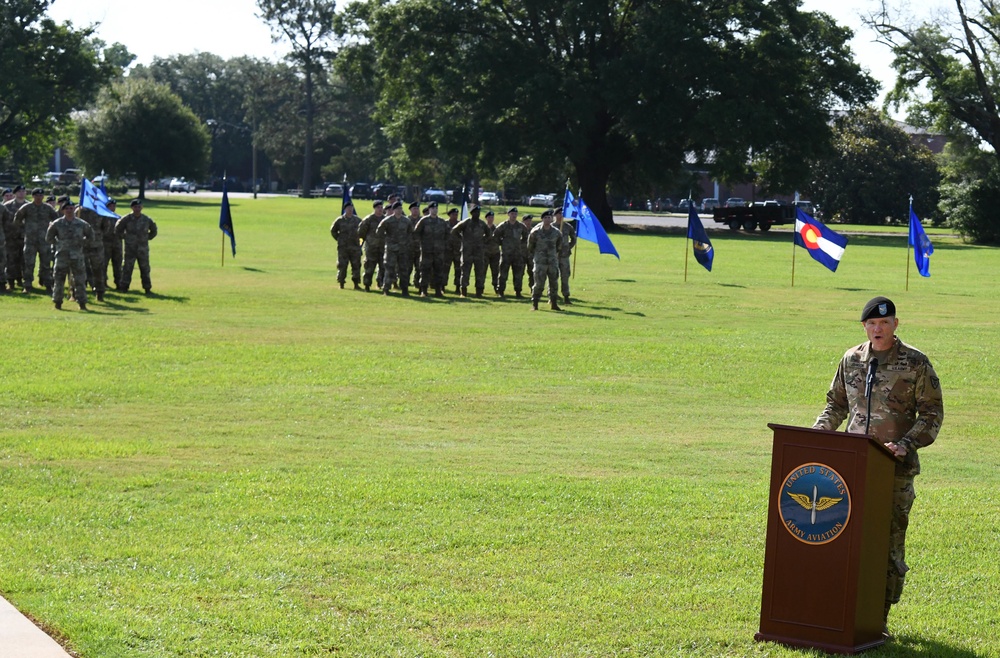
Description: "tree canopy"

(340, 0), (876, 225)
(0, 0), (130, 173)
(75, 78), (210, 199)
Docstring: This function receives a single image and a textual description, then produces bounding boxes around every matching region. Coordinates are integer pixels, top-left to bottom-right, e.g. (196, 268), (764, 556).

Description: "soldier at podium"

(813, 296), (944, 639)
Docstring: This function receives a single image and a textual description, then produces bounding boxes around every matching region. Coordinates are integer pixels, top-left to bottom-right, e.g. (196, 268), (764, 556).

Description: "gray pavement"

(0, 597), (71, 658)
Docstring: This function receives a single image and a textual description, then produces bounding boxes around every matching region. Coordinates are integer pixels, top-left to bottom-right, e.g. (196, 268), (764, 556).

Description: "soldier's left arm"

(902, 359), (944, 451)
(148, 217), (158, 240)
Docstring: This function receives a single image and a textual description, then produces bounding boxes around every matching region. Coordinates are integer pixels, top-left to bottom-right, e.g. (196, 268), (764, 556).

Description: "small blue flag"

(220, 179), (236, 257)
(80, 178), (120, 219)
(342, 183), (353, 214)
(562, 189), (620, 259)
(794, 208), (848, 272)
(687, 203), (713, 272)
(909, 205), (933, 277)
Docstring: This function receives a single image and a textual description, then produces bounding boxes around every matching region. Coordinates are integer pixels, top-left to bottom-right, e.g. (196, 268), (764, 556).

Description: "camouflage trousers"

(382, 248), (409, 292)
(460, 248), (486, 292)
(444, 251), (462, 289)
(558, 254), (571, 297)
(486, 252), (500, 292)
(886, 475), (916, 607)
(53, 254), (87, 306)
(337, 245), (362, 284)
(122, 244), (151, 292)
(104, 239), (122, 288)
(531, 258), (559, 303)
(497, 253), (525, 294)
(23, 234), (52, 288)
(363, 246), (383, 289)
(0, 241), (4, 288)
(5, 241), (22, 285)
(419, 251), (446, 293)
(85, 245), (106, 295)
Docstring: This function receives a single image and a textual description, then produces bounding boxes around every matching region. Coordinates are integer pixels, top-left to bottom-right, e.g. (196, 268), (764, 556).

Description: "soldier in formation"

(46, 200), (95, 310)
(484, 210), (500, 295)
(412, 202), (449, 298)
(104, 198), (123, 290)
(330, 201), (362, 289)
(554, 206), (576, 304)
(494, 207), (527, 298)
(406, 201), (422, 290)
(526, 209), (563, 311)
(451, 205), (489, 297)
(13, 188), (58, 293)
(76, 202), (112, 301)
(357, 200), (385, 291)
(445, 208), (463, 293)
(521, 213), (534, 289)
(115, 199), (158, 294)
(813, 297), (944, 638)
(3, 187), (26, 291)
(375, 200), (411, 296)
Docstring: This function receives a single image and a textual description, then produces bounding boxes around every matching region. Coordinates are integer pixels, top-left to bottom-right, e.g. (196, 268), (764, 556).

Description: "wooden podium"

(755, 424), (897, 654)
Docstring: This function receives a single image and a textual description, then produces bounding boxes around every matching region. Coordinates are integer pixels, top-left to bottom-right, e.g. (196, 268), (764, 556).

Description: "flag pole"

(568, 181), (578, 280)
(222, 170), (227, 267)
(905, 196), (912, 291)
(791, 231), (797, 288)
(684, 194), (691, 282)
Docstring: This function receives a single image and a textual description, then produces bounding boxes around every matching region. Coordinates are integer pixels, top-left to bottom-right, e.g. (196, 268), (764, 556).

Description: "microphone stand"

(864, 357), (878, 435)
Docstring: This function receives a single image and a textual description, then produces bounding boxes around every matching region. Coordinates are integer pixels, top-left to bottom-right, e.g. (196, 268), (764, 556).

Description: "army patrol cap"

(31, 187), (44, 196)
(130, 199), (142, 207)
(861, 296), (895, 322)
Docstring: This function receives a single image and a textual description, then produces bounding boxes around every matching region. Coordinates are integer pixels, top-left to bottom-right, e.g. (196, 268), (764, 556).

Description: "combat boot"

(454, 284), (461, 294)
(364, 284), (370, 292)
(550, 300), (562, 311)
(97, 292), (104, 302)
(401, 287), (410, 297)
(435, 288), (444, 298)
(515, 291), (523, 299)
(531, 299), (538, 311)
(54, 300), (61, 310)
(353, 282), (361, 290)
(339, 281), (345, 289)
(475, 288), (483, 298)
(79, 302), (87, 311)
(563, 295), (571, 305)
(460, 287), (467, 297)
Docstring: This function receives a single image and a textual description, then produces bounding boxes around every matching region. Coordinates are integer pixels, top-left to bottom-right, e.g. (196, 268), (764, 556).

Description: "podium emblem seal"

(778, 463), (852, 545)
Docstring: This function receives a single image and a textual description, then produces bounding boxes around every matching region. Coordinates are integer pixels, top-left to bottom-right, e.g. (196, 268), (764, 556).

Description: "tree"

(870, 0), (1000, 242)
(0, 0), (129, 173)
(807, 109), (941, 224)
(339, 0), (876, 227)
(75, 78), (210, 200)
(257, 0), (338, 195)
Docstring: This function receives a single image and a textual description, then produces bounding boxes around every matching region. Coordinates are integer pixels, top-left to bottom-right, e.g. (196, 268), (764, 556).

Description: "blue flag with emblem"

(562, 189), (619, 259)
(80, 178), (120, 219)
(342, 182), (353, 215)
(220, 179), (236, 257)
(687, 203), (714, 271)
(909, 204), (932, 277)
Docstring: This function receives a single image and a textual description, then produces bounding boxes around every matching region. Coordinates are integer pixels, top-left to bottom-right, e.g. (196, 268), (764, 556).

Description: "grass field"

(1, 195), (998, 657)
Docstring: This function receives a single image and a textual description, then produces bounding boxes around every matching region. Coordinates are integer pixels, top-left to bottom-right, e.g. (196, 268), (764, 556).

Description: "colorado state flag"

(794, 209), (847, 272)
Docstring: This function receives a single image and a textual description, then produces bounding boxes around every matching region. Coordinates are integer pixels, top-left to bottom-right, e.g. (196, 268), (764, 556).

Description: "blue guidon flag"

(909, 204), (933, 277)
(687, 202), (714, 271)
(794, 208), (847, 272)
(220, 179), (236, 257)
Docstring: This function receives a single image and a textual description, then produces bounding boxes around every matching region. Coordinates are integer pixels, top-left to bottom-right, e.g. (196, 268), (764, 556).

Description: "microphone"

(864, 357), (879, 400)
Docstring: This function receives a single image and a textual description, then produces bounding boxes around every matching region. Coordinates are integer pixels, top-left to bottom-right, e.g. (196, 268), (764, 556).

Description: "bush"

(942, 162), (1000, 245)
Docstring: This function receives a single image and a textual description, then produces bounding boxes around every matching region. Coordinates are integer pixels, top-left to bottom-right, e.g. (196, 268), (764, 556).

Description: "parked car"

(169, 177), (197, 193)
(479, 191), (500, 205)
(794, 200), (815, 215)
(677, 198), (696, 212)
(350, 182), (371, 199)
(724, 197), (747, 208)
(423, 188), (448, 203)
(323, 183), (344, 198)
(528, 193), (555, 207)
(701, 198), (720, 212)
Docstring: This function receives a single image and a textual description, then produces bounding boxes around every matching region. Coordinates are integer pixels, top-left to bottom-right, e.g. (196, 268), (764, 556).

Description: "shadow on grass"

(86, 301), (150, 315)
(607, 278), (637, 283)
(873, 633), (984, 657)
(242, 267), (266, 273)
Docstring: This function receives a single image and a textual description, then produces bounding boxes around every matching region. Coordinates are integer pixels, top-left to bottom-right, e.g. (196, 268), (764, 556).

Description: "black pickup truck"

(713, 203), (796, 232)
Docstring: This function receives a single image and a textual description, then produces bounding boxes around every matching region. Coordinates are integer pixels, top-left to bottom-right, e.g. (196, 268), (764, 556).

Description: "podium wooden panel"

(755, 424), (897, 654)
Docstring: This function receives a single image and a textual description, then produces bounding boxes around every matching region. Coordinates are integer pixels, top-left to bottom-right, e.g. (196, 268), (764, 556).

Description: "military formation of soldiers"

(1, 185), (158, 310)
(331, 196), (577, 310)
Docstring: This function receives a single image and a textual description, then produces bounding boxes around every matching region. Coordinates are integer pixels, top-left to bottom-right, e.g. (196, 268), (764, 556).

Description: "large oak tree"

(339, 0), (876, 226)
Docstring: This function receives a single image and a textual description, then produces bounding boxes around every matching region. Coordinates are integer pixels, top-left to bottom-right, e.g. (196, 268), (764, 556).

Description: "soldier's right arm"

(814, 357), (850, 431)
(45, 221), (58, 245)
(330, 217), (339, 239)
(115, 217), (126, 238)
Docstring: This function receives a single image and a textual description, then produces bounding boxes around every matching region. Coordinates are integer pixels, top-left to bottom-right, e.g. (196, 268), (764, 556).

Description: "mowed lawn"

(1, 194), (997, 657)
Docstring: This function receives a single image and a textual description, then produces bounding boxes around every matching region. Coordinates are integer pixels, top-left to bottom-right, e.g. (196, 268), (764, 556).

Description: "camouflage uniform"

(407, 207), (422, 289)
(494, 219), (527, 297)
(75, 206), (111, 299)
(105, 221), (123, 289)
(0, 203), (7, 292)
(14, 201), (58, 291)
(46, 214), (95, 308)
(484, 218), (501, 294)
(115, 212), (158, 293)
(375, 213), (411, 295)
(527, 221), (563, 308)
(557, 219), (577, 301)
(357, 210), (385, 291)
(330, 212), (362, 287)
(3, 199), (25, 289)
(445, 216), (462, 293)
(521, 217), (534, 288)
(452, 214), (489, 296)
(814, 337), (943, 619)
(412, 212), (449, 296)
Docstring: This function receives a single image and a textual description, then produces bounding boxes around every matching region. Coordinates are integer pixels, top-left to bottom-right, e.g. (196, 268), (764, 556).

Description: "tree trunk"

(138, 176), (146, 202)
(301, 68), (314, 198)
(576, 163), (616, 230)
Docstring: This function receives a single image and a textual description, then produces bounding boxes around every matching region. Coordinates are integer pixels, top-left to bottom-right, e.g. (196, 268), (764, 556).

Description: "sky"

(47, 0), (945, 102)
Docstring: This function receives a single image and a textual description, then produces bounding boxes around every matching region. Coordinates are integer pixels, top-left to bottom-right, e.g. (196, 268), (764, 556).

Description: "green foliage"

(0, 0), (128, 174)
(808, 108), (941, 224)
(74, 78), (210, 196)
(340, 0), (876, 225)
(0, 195), (998, 656)
(940, 159), (1000, 245)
